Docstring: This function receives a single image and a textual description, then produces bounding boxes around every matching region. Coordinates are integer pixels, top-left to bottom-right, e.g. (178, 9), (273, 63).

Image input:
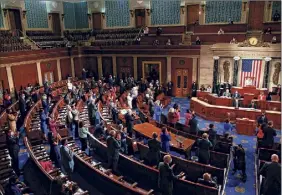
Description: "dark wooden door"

(135, 9), (145, 28)
(8, 9), (22, 32)
(175, 69), (189, 97)
(51, 13), (61, 35)
(102, 57), (113, 78)
(187, 5), (199, 24)
(92, 13), (102, 29)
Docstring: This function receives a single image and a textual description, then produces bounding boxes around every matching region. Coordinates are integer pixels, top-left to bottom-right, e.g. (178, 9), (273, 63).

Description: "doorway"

(175, 69), (189, 97)
(142, 61), (161, 83)
(8, 9), (23, 34)
(44, 72), (54, 84)
(119, 67), (131, 80)
(135, 9), (145, 28)
(51, 13), (61, 35)
(92, 13), (102, 29)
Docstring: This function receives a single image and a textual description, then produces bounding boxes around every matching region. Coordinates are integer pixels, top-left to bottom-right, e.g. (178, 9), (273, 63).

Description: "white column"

(112, 56), (117, 76)
(57, 59), (62, 81)
(167, 56), (172, 82)
(71, 57), (75, 78)
(6, 66), (15, 93)
(133, 56), (138, 80)
(192, 58), (197, 82)
(98, 56), (103, 78)
(36, 61), (43, 86)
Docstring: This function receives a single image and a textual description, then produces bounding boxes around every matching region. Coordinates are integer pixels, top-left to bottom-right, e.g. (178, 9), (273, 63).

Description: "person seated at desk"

(222, 89), (231, 97)
(232, 90), (241, 99)
(248, 100), (257, 109)
(258, 92), (266, 101)
(160, 127), (171, 153)
(206, 85), (212, 93)
(257, 112), (268, 125)
(199, 85), (206, 92)
(197, 173), (218, 188)
(197, 133), (213, 164)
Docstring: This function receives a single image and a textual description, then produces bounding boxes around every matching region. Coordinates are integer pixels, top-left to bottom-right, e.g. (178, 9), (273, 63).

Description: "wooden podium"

(236, 118), (256, 136)
(243, 93), (255, 107)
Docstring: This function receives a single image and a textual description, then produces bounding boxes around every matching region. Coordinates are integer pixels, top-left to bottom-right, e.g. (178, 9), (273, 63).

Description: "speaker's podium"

(243, 77), (256, 106)
(236, 118), (256, 136)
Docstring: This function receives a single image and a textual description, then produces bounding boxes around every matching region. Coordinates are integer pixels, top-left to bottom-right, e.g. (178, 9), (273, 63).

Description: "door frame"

(50, 12), (62, 36)
(6, 8), (24, 34)
(142, 61), (162, 83)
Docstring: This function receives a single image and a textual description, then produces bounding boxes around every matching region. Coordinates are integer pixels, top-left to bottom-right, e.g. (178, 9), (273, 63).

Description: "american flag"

(240, 59), (262, 88)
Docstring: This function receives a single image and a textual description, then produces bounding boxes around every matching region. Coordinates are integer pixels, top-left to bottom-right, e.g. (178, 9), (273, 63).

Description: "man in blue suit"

(60, 139), (74, 178)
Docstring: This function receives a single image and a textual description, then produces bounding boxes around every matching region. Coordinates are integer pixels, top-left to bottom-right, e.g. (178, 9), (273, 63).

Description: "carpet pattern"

(162, 97), (281, 195)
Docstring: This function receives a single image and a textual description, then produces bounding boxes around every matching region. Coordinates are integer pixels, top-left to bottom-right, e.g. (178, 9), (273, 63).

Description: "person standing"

(47, 131), (60, 166)
(208, 124), (217, 147)
(232, 144), (247, 182)
(40, 109), (48, 135)
(160, 127), (171, 153)
(60, 139), (74, 178)
(78, 121), (89, 151)
(153, 100), (163, 123)
(189, 114), (199, 135)
(7, 109), (17, 132)
(184, 109), (192, 126)
(106, 130), (121, 173)
(158, 155), (184, 195)
(87, 99), (97, 126)
(71, 105), (80, 139)
(119, 124), (128, 154)
(197, 133), (212, 164)
(262, 121), (277, 149)
(147, 132), (161, 166)
(125, 110), (134, 137)
(257, 112), (268, 125)
(167, 81), (173, 96)
(19, 93), (26, 118)
(191, 81), (198, 97)
(259, 154), (281, 195)
(7, 130), (20, 176)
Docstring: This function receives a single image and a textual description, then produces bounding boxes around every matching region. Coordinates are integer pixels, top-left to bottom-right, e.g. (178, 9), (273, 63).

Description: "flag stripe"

(241, 59), (262, 88)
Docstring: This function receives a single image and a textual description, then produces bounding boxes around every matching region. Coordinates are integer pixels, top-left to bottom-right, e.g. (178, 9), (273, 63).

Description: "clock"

(248, 37), (258, 46)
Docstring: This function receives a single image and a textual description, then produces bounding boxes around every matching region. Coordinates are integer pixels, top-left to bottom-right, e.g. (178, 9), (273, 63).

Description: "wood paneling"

(171, 57), (193, 96)
(116, 57), (134, 79)
(92, 13), (102, 29)
(0, 67), (9, 90)
(60, 58), (72, 80)
(102, 57), (113, 77)
(187, 5), (199, 24)
(137, 57), (167, 84)
(248, 1), (265, 30)
(74, 57), (83, 78)
(82, 57), (98, 78)
(40, 60), (58, 82)
(11, 63), (38, 89)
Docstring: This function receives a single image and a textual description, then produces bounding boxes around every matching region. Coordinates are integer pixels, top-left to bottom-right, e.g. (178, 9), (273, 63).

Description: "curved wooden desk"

(190, 98), (281, 129)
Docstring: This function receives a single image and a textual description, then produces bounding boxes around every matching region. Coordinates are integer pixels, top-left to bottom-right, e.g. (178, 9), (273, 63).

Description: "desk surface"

(134, 123), (195, 151)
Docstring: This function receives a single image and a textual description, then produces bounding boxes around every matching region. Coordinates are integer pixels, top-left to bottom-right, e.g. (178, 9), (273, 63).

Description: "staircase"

(22, 36), (40, 50)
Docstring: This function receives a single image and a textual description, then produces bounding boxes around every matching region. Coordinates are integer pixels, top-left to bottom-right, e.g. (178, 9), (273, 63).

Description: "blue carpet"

(162, 97), (281, 195)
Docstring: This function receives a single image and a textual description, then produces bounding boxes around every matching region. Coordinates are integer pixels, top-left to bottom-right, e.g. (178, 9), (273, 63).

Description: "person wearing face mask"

(158, 155), (185, 195)
(7, 130), (20, 176)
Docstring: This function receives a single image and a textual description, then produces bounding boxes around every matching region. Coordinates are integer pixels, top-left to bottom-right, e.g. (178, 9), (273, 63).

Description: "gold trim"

(142, 61), (162, 83)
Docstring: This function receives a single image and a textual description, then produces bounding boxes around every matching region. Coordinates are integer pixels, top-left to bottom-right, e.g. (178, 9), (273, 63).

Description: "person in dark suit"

(60, 139), (74, 178)
(188, 114), (199, 135)
(158, 155), (184, 195)
(191, 81), (198, 97)
(259, 154), (281, 195)
(147, 132), (161, 166)
(208, 124), (217, 147)
(197, 133), (212, 164)
(262, 121), (277, 149)
(19, 93), (26, 118)
(7, 130), (20, 176)
(106, 130), (121, 173)
(257, 112), (268, 125)
(167, 81), (173, 96)
(197, 173), (218, 188)
(248, 100), (257, 109)
(160, 127), (171, 153)
(94, 121), (105, 138)
(125, 110), (135, 137)
(232, 144), (246, 182)
(108, 75), (114, 88)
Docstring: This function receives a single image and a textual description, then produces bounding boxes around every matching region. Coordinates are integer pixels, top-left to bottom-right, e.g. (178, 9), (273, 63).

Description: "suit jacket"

(259, 162), (281, 195)
(60, 145), (74, 173)
(147, 138), (161, 164)
(160, 133), (171, 153)
(197, 139), (212, 164)
(197, 178), (218, 188)
(158, 162), (178, 192)
(106, 136), (120, 160)
(125, 113), (134, 133)
(262, 127), (277, 146)
(208, 128), (217, 145)
(232, 93), (241, 99)
(257, 116), (268, 125)
(189, 117), (199, 134)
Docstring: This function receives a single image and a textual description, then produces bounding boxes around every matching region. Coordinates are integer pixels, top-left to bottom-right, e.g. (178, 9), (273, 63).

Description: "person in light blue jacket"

(60, 139), (74, 178)
(153, 100), (163, 123)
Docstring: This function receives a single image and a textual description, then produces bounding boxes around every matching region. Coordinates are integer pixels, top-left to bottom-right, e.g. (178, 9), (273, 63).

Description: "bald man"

(158, 155), (184, 195)
(197, 173), (218, 188)
(259, 154), (281, 195)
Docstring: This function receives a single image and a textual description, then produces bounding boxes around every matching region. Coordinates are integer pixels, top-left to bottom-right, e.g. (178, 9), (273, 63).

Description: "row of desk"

(190, 98), (281, 130)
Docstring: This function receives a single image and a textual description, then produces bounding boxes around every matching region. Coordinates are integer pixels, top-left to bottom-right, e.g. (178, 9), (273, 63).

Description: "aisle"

(162, 97), (280, 195)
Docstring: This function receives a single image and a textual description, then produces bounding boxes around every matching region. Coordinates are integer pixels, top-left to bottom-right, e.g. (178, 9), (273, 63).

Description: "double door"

(175, 69), (189, 97)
